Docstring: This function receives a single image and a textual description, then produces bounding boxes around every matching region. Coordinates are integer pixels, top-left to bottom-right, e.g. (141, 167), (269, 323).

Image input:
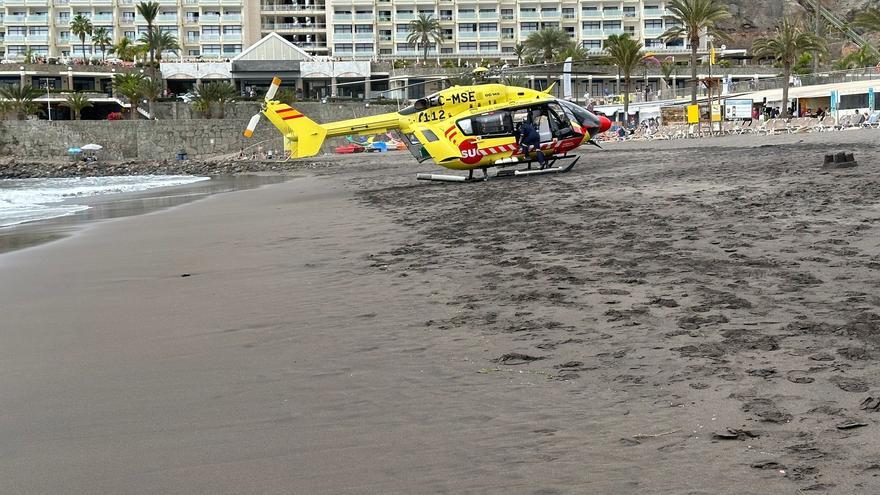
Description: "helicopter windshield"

(557, 99), (601, 129)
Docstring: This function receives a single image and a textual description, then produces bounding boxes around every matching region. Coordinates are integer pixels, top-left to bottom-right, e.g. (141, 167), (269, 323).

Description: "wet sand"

(2, 130), (880, 493)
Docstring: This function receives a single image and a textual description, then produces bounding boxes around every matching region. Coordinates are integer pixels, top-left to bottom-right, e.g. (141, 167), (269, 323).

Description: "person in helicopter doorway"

(517, 116), (547, 169)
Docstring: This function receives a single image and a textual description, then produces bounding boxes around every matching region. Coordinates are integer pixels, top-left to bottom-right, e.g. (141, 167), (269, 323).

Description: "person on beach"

(517, 119), (545, 168)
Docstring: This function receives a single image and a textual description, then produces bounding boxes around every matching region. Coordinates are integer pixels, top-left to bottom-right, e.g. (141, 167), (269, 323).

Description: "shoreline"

(0, 174), (290, 254)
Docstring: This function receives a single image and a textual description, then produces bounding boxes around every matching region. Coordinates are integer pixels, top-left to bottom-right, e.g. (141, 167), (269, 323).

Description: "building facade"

(322, 0), (694, 60)
(0, 0), (261, 61)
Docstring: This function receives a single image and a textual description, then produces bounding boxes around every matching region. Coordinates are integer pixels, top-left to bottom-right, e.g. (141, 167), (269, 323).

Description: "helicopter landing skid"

(416, 156), (579, 183)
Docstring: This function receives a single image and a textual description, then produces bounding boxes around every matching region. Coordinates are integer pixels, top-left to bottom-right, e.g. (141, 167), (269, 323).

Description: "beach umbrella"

(81, 144), (103, 151)
(67, 147), (82, 154)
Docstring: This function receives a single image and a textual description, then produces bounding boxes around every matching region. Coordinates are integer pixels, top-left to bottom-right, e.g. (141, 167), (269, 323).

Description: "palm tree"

(206, 81), (236, 119)
(513, 43), (526, 66)
(555, 44), (590, 63)
(0, 84), (42, 120)
(834, 44), (879, 70)
(22, 48), (36, 64)
(92, 27), (112, 61)
(136, 1), (160, 63)
(406, 14), (442, 64)
(70, 14), (93, 61)
(139, 77), (163, 118)
(111, 37), (137, 61)
(525, 28), (572, 62)
(854, 7), (880, 32)
(753, 19), (826, 118)
(113, 73), (146, 120)
(660, 56), (677, 98)
(60, 91), (93, 120)
(603, 34), (644, 116)
(661, 0), (731, 103)
(154, 30), (180, 61)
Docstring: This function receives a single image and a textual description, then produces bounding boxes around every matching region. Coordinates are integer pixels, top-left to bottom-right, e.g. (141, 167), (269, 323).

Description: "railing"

(5, 34), (27, 42)
(27, 34), (49, 42)
(519, 11), (538, 18)
(582, 10), (601, 17)
(334, 13), (352, 20)
(201, 33), (221, 41)
(501, 14), (514, 20)
(395, 12), (415, 20)
(354, 13), (372, 20)
(201, 14), (221, 22)
(458, 11), (476, 19)
(93, 14), (114, 22)
(223, 33), (241, 41)
(224, 14), (241, 21)
(457, 31), (478, 39)
(186, 36), (200, 43)
(260, 4), (325, 11)
(478, 30), (498, 38)
(562, 13), (576, 19)
(479, 12), (497, 19)
(643, 27), (664, 36)
(27, 15), (49, 23)
(7, 15), (27, 22)
(643, 9), (662, 17)
(541, 11), (559, 18)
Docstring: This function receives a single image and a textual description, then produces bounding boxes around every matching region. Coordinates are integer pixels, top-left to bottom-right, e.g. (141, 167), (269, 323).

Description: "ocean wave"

(0, 175), (211, 228)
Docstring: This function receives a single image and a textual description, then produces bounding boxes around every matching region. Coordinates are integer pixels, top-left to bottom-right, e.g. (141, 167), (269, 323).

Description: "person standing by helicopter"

(517, 118), (546, 168)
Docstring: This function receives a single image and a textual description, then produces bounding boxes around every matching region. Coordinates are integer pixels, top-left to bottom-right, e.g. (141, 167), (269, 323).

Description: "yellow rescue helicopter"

(243, 76), (611, 182)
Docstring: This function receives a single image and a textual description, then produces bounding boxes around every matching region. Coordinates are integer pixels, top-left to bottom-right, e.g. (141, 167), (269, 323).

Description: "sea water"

(0, 176), (211, 228)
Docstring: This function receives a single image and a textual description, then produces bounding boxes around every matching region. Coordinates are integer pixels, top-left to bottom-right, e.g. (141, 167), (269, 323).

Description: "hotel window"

(540, 22), (558, 29)
(478, 42), (497, 50)
(459, 23), (476, 32)
(203, 26), (220, 35)
(541, 7), (557, 13)
(335, 25), (352, 33)
(458, 42), (476, 50)
(478, 23), (496, 31)
(334, 43), (352, 51)
(160, 27), (178, 35)
(501, 8), (513, 15)
(459, 9), (475, 15)
(122, 12), (135, 22)
(645, 20), (662, 29)
(583, 40), (601, 50)
(583, 21), (600, 29)
(222, 26), (240, 34)
(396, 43), (414, 50)
(396, 9), (413, 15)
(202, 44), (221, 55)
(521, 22), (538, 30)
(186, 31), (199, 41)
(355, 24), (372, 33)
(479, 8), (495, 14)
(395, 24), (409, 33)
(8, 27), (26, 36)
(185, 13), (198, 22)
(603, 21), (621, 29)
(124, 30), (136, 39)
(379, 48), (392, 54)
(188, 49), (200, 56)
(441, 47), (453, 54)
(417, 9), (434, 16)
(222, 44), (240, 54)
(355, 43), (372, 51)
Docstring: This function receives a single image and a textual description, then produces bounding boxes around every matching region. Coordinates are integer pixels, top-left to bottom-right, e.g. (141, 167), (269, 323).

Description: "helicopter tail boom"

(263, 102), (327, 158)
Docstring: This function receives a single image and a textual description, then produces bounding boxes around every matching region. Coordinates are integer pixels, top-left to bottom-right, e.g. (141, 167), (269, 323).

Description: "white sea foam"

(0, 175), (211, 228)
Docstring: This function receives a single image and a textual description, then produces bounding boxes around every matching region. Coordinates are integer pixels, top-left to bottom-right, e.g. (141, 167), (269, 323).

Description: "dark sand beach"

(2, 129), (880, 493)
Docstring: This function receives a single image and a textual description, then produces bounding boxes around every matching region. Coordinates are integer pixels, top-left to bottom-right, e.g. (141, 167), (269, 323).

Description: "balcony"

(519, 30), (536, 37)
(603, 28), (624, 35)
(562, 13), (576, 20)
(223, 14), (241, 21)
(26, 34), (48, 41)
(186, 36), (199, 43)
(260, 4), (325, 12)
(478, 30), (498, 38)
(378, 34), (391, 41)
(395, 12), (415, 20)
(354, 13), (372, 20)
(201, 14), (221, 22)
(519, 11), (538, 19)
(157, 15), (178, 23)
(378, 16), (391, 22)
(25, 0), (48, 5)
(26, 15), (49, 23)
(501, 14), (514, 21)
(93, 14), (113, 22)
(501, 32), (514, 39)
(7, 14), (27, 23)
(643, 9), (662, 18)
(201, 33), (220, 41)
(541, 11), (559, 19)
(56, 17), (71, 24)
(479, 12), (497, 19)
(184, 17), (198, 24)
(57, 36), (71, 44)
(334, 13), (352, 20)
(354, 32), (372, 40)
(5, 34), (27, 41)
(263, 22), (326, 31)
(334, 32), (353, 40)
(624, 11), (637, 18)
(457, 11), (476, 19)
(643, 27), (664, 37)
(603, 10), (622, 18)
(223, 33), (241, 40)
(184, 0), (197, 4)
(581, 29), (602, 37)
(582, 10), (600, 17)
(457, 31), (477, 39)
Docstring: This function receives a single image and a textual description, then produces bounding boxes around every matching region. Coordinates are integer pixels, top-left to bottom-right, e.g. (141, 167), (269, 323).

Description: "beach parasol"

(67, 147), (82, 154)
(81, 144), (103, 151)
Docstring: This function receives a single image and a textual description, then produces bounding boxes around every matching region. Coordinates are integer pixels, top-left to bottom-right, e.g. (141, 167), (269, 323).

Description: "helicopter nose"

(598, 115), (612, 133)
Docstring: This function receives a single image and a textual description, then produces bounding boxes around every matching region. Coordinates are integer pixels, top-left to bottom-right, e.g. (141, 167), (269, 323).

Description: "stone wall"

(0, 101), (400, 160)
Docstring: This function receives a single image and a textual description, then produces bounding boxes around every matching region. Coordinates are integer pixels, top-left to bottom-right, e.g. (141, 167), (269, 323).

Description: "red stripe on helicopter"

(448, 131), (459, 140)
(282, 114), (305, 120)
(276, 107), (297, 114)
(444, 126), (456, 137)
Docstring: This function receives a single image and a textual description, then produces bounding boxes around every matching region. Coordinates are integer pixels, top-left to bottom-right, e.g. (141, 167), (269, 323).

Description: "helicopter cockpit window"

(457, 111), (514, 137)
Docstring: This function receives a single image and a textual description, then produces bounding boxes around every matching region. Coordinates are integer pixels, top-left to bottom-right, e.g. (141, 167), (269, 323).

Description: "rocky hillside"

(721, 0), (876, 48)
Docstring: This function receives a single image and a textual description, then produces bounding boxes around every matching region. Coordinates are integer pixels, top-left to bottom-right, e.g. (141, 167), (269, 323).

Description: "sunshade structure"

(81, 144), (103, 151)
